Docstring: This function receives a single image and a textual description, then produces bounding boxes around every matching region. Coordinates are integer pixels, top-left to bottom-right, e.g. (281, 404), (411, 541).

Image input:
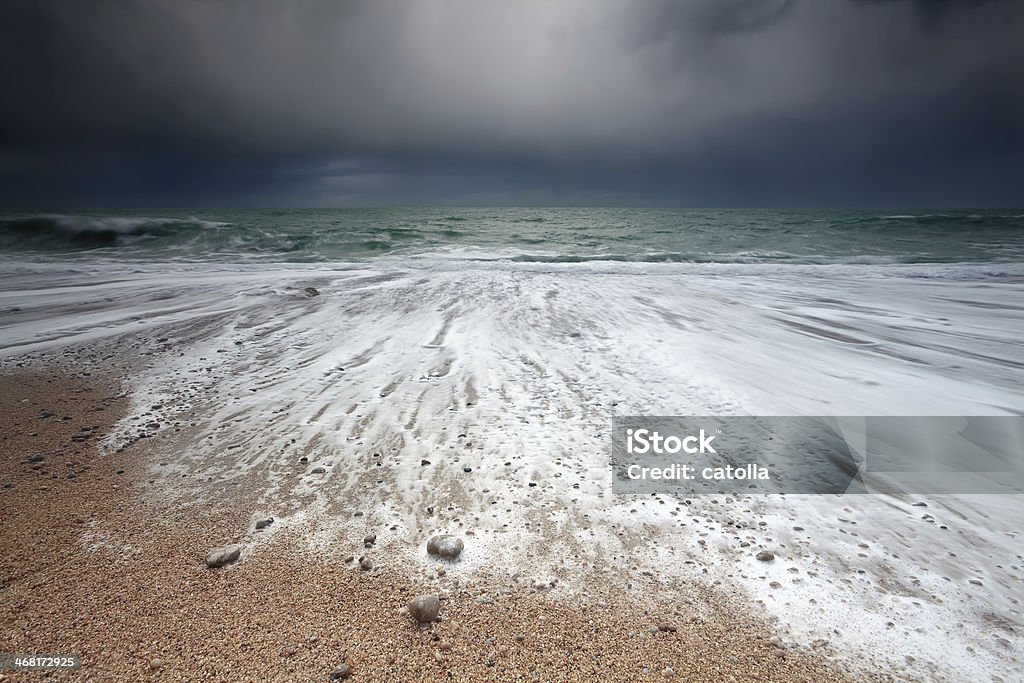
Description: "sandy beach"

(0, 355), (858, 682)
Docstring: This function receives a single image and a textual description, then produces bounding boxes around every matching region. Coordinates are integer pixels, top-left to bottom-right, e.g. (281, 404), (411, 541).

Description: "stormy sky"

(1, 0), (1022, 207)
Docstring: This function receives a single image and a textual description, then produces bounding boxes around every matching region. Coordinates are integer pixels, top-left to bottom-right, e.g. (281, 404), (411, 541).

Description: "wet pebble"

(408, 594), (440, 623)
(427, 534), (464, 559)
(205, 544), (242, 569)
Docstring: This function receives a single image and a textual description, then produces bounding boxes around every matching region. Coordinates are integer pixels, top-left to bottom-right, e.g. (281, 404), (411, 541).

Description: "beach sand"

(0, 362), (862, 682)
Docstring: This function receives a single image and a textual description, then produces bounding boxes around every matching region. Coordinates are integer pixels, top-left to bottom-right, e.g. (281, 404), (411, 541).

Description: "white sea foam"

(1, 257), (1022, 680)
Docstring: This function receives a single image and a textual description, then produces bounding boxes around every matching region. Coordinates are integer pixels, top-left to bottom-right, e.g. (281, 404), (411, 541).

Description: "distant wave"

(0, 215), (230, 250)
(413, 249), (928, 266)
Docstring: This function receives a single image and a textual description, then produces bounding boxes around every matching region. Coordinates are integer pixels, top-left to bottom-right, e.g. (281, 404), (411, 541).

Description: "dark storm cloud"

(634, 0), (798, 39)
(0, 0), (1021, 206)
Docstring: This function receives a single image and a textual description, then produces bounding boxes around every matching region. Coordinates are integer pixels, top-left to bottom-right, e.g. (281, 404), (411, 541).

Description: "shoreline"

(1, 256), (1020, 682)
(0, 358), (858, 682)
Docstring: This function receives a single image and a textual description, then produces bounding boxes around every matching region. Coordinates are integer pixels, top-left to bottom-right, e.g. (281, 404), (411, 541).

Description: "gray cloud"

(0, 0), (1021, 206)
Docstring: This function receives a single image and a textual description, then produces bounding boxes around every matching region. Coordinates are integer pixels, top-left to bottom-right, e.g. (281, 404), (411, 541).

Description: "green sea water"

(0, 208), (1021, 264)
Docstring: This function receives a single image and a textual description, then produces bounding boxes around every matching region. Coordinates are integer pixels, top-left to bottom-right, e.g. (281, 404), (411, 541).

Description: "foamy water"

(1, 255), (1022, 680)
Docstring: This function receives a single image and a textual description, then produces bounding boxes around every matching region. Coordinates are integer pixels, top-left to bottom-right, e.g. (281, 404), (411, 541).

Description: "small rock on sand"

(363, 533), (377, 545)
(310, 466), (327, 474)
(426, 534), (464, 559)
(303, 287), (320, 297)
(756, 550), (775, 562)
(329, 663), (351, 680)
(359, 556), (373, 571)
(255, 518), (274, 530)
(408, 594), (440, 623)
(205, 545), (242, 569)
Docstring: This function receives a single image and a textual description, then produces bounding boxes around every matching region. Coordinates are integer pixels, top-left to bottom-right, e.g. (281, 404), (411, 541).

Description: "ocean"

(1, 207), (1022, 418)
(1, 207), (1023, 264)
(1, 208), (1023, 677)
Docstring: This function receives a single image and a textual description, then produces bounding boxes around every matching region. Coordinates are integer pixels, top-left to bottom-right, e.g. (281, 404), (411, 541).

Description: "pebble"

(329, 663), (351, 680)
(363, 533), (377, 545)
(311, 466), (327, 474)
(408, 594), (440, 623)
(756, 550), (775, 562)
(205, 544), (242, 569)
(426, 534), (464, 559)
(149, 658), (163, 670)
(359, 556), (373, 571)
(255, 518), (274, 530)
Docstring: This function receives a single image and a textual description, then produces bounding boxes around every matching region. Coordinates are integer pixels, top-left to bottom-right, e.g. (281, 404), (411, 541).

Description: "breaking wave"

(0, 215), (231, 250)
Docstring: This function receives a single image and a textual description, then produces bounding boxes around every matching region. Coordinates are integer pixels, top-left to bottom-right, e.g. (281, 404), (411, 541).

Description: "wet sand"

(0, 362), (866, 682)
